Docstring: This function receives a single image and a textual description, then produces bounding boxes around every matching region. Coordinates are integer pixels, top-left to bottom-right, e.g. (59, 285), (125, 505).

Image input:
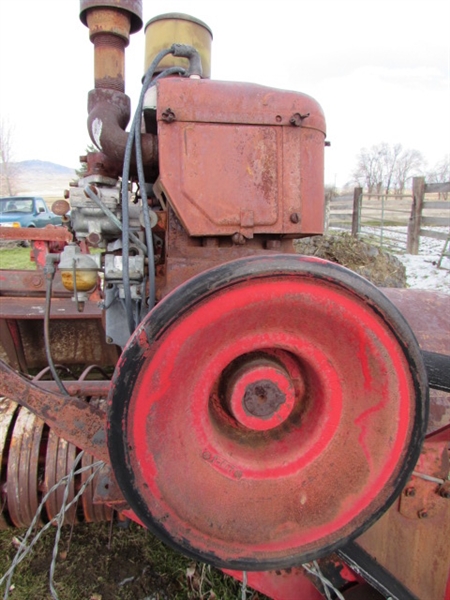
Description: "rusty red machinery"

(0, 2), (449, 598)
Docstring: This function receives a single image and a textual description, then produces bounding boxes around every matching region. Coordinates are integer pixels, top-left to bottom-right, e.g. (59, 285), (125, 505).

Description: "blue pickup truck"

(0, 196), (62, 228)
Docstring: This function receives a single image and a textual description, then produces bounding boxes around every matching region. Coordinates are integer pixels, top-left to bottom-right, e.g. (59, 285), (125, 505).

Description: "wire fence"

(327, 178), (450, 256)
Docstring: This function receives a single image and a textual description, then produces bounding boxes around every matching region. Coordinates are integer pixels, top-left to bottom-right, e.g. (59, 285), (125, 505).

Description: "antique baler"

(0, 2), (449, 599)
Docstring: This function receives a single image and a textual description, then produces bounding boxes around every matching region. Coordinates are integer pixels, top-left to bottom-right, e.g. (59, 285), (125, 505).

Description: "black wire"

(121, 48), (175, 334)
(135, 66), (187, 313)
(44, 269), (69, 395)
(121, 48), (187, 334)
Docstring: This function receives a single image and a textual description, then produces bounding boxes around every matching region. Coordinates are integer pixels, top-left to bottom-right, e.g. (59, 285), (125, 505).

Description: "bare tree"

(426, 157), (449, 199)
(383, 143), (403, 196)
(0, 117), (17, 196)
(352, 146), (380, 197)
(352, 142), (424, 198)
(393, 148), (424, 197)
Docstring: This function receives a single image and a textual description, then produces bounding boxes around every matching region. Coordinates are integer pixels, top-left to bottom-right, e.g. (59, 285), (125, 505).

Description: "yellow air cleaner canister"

(144, 13), (212, 78)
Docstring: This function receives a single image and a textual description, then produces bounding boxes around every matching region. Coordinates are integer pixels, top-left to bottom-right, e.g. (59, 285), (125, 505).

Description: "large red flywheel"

(107, 255), (428, 570)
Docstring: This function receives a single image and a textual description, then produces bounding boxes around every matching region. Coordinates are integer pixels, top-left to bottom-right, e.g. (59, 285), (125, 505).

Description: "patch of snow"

(333, 225), (450, 294)
(398, 253), (449, 294)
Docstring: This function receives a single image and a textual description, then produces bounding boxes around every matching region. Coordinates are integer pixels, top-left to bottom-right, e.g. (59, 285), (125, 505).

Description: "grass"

(0, 521), (263, 600)
(0, 246), (36, 270)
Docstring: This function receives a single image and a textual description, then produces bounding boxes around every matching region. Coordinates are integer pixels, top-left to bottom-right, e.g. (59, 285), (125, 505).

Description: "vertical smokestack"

(79, 0), (143, 92)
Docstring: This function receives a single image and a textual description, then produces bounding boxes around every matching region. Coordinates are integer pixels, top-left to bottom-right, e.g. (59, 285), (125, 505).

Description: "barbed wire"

(302, 560), (346, 600)
(241, 570), (247, 599)
(0, 451), (105, 600)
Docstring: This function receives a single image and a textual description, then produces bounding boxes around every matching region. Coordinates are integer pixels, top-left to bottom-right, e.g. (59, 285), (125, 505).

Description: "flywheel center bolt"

(225, 358), (297, 431)
(243, 380), (286, 417)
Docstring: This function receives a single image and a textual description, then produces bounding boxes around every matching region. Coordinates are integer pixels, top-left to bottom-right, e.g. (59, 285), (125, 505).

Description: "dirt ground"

(0, 520), (264, 599)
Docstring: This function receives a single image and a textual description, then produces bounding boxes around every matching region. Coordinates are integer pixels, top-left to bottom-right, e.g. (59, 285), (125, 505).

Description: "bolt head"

(438, 485), (450, 499)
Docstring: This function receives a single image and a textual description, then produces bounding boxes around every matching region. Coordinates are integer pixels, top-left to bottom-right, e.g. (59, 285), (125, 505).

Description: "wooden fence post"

(351, 187), (362, 236)
(407, 176), (425, 254)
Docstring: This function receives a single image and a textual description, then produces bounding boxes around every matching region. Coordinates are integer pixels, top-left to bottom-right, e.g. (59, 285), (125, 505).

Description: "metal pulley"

(107, 255), (428, 570)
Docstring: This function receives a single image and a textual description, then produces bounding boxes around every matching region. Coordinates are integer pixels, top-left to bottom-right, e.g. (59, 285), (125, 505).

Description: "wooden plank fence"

(328, 177), (450, 254)
(407, 178), (450, 253)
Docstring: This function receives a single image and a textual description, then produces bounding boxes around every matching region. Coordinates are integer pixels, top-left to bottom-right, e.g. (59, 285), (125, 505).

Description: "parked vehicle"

(0, 196), (62, 228)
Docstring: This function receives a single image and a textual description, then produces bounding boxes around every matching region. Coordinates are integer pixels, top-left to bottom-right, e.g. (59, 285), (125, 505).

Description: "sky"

(0, 0), (449, 188)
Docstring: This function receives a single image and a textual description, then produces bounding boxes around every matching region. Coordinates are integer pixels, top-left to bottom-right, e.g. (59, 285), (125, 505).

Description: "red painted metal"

(382, 288), (450, 434)
(224, 568), (325, 600)
(108, 256), (427, 570)
(157, 78), (326, 238)
(224, 355), (297, 431)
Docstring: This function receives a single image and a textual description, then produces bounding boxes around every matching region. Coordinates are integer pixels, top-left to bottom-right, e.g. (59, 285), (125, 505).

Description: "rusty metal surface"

(0, 398), (18, 529)
(6, 406), (44, 527)
(0, 320), (28, 373)
(157, 207), (296, 298)
(0, 317), (118, 372)
(157, 78), (326, 238)
(35, 380), (111, 397)
(0, 361), (109, 463)
(0, 270), (71, 297)
(399, 440), (449, 520)
(82, 151), (123, 180)
(87, 88), (158, 171)
(0, 297), (102, 318)
(81, 453), (113, 522)
(89, 19), (128, 92)
(0, 397), (122, 527)
(382, 288), (450, 434)
(45, 431), (78, 524)
(382, 288), (450, 354)
(0, 226), (72, 243)
(357, 438), (450, 600)
(79, 0), (143, 33)
(353, 289), (450, 599)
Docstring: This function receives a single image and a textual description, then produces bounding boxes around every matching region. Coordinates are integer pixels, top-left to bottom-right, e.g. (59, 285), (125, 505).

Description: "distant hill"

(15, 160), (76, 177)
(1, 160), (77, 200)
